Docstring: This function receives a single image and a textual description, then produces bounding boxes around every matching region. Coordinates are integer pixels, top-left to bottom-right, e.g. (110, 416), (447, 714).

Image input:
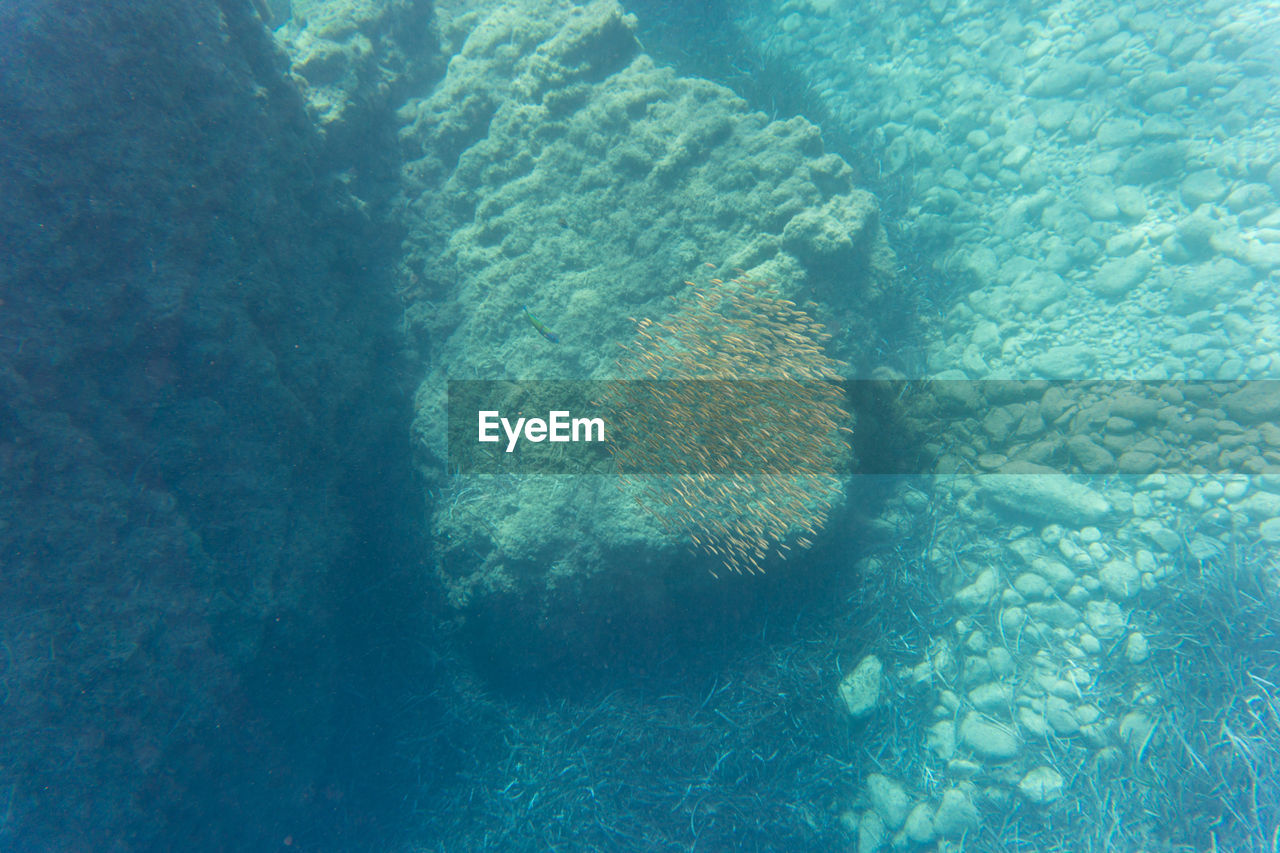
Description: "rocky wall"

(0, 0), (409, 847)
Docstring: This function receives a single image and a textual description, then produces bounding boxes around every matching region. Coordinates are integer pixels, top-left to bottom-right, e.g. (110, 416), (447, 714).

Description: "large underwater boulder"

(393, 0), (895, 647)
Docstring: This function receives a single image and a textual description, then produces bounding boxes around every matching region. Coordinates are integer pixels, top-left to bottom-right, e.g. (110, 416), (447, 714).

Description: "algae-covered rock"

(396, 0), (894, 623)
(277, 0), (436, 131)
(782, 192), (885, 279)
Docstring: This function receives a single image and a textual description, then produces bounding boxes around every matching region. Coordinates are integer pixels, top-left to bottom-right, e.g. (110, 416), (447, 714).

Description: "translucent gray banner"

(446, 380), (1279, 476)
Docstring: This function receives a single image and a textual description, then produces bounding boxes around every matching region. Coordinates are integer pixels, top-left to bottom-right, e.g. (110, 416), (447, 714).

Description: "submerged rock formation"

(392, 0), (894, 634)
(0, 1), (411, 846)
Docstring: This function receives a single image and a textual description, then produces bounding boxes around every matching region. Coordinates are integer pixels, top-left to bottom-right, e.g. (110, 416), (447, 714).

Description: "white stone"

(1001, 606), (1027, 633)
(1241, 492), (1280, 520)
(933, 788), (980, 837)
(1040, 524), (1065, 545)
(959, 712), (1020, 759)
(858, 809), (886, 853)
(987, 646), (1015, 677)
(977, 465), (1111, 524)
(1139, 520), (1182, 552)
(969, 681), (1013, 714)
(1058, 537), (1087, 563)
(1018, 766), (1065, 803)
(955, 568), (998, 608)
(1125, 631), (1150, 663)
(1115, 185), (1147, 219)
(903, 803), (936, 844)
(1027, 600), (1081, 629)
(1084, 600), (1126, 639)
(1091, 252), (1153, 298)
(927, 720), (956, 760)
(1045, 695), (1080, 734)
(1030, 557), (1077, 591)
(839, 655), (884, 719)
(1014, 572), (1051, 598)
(1099, 559), (1141, 600)
(1017, 705), (1052, 738)
(1223, 479), (1249, 501)
(866, 773), (911, 831)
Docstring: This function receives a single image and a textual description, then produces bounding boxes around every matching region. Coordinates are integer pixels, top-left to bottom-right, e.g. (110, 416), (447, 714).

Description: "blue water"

(1, 0), (1277, 850)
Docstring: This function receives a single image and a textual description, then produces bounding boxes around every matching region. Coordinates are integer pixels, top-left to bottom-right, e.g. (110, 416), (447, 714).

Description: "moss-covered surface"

(394, 0), (894, 626)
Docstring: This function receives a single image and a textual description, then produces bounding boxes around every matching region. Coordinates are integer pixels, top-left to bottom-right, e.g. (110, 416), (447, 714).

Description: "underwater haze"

(1, 0), (1278, 850)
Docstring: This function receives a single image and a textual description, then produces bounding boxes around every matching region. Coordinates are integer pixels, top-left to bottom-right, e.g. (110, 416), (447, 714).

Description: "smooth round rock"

(959, 712), (1020, 759)
(1091, 252), (1154, 297)
(1018, 766), (1065, 803)
(1181, 169), (1228, 206)
(933, 788), (980, 837)
(904, 803), (937, 844)
(1100, 559), (1141, 599)
(1115, 185), (1148, 218)
(866, 773), (911, 830)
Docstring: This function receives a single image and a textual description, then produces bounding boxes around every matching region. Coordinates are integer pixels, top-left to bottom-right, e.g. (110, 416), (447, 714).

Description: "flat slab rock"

(976, 462), (1111, 524)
